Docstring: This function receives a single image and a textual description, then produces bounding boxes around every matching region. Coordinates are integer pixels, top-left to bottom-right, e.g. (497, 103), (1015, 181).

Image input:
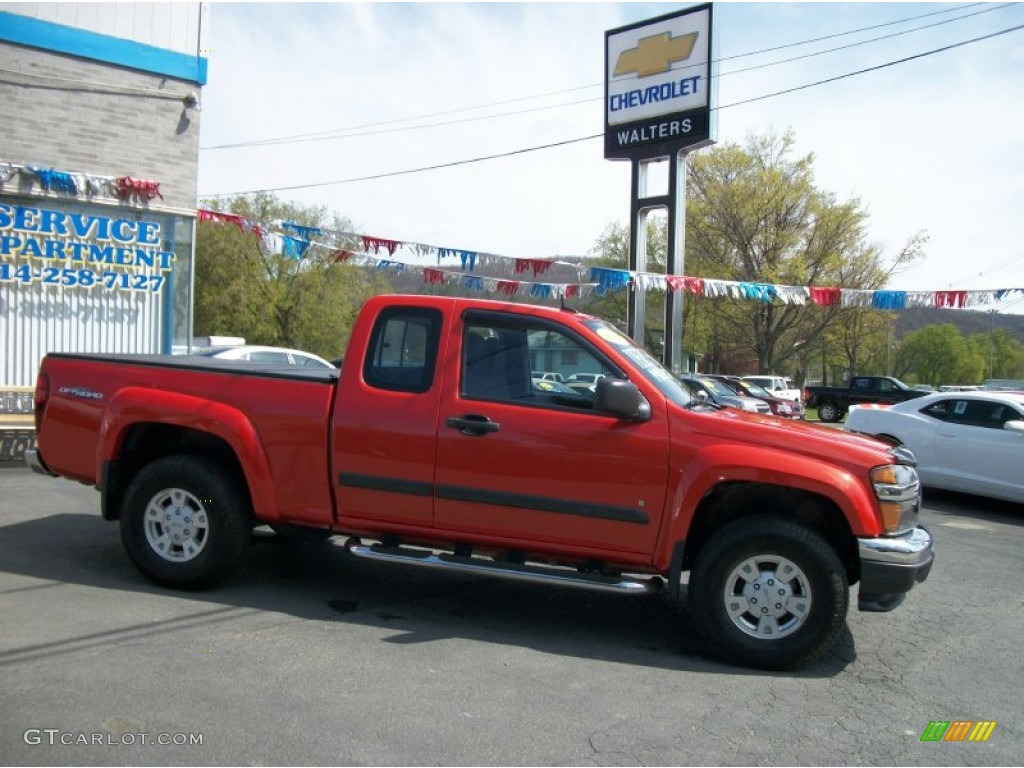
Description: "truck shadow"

(0, 512), (856, 678)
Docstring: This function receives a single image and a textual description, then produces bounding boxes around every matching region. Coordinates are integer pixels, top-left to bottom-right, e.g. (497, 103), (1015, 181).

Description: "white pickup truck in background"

(742, 375), (802, 403)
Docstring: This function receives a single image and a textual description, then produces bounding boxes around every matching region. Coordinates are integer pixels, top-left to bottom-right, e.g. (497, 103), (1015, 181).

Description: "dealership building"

(0, 2), (207, 394)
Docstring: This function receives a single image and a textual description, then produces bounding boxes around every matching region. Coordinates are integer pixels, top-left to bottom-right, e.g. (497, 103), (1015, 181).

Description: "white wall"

(0, 2), (208, 56)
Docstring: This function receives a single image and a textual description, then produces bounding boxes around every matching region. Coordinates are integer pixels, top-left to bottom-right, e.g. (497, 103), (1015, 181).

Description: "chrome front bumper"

(857, 526), (934, 612)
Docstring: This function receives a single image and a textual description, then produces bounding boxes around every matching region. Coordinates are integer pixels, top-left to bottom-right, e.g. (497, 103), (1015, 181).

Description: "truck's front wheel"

(817, 401), (842, 423)
(120, 455), (251, 589)
(689, 516), (848, 670)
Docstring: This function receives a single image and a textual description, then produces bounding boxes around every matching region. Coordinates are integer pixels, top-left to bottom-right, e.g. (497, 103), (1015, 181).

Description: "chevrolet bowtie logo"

(614, 31), (699, 78)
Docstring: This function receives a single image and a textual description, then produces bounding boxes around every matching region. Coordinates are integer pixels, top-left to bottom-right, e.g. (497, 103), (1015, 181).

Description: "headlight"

(870, 464), (921, 534)
(778, 403), (793, 414)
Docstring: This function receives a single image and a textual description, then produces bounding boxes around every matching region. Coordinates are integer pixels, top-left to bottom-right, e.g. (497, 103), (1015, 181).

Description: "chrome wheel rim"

(143, 488), (210, 563)
(723, 555), (812, 639)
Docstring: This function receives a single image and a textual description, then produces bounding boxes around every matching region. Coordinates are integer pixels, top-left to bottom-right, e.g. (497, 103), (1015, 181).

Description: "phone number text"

(0, 264), (165, 292)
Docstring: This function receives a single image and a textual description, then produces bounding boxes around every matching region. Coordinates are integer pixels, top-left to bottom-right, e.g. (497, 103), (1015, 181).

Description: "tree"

(968, 328), (1024, 381)
(894, 324), (980, 387)
(194, 193), (389, 359)
(684, 131), (925, 376)
(829, 231), (928, 378)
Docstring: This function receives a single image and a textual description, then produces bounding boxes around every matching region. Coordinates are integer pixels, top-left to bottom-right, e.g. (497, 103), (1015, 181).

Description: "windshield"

(692, 377), (736, 397)
(741, 382), (772, 398)
(583, 318), (692, 407)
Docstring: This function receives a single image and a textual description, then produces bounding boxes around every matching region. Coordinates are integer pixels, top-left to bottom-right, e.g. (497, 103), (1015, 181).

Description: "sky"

(195, 1), (1024, 312)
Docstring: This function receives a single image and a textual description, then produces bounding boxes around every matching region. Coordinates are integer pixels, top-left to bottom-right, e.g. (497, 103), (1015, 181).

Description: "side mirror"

(594, 378), (651, 422)
(1004, 420), (1024, 435)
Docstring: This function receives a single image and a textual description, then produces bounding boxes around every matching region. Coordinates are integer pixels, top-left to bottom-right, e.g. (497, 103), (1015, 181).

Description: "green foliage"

(894, 324), (982, 387)
(194, 193), (388, 359)
(967, 329), (1024, 380)
(684, 131), (913, 375)
(832, 309), (895, 379)
(583, 131), (939, 381)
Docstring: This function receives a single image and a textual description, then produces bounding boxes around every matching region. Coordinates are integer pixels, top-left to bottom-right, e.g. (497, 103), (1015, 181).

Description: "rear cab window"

(363, 307), (443, 393)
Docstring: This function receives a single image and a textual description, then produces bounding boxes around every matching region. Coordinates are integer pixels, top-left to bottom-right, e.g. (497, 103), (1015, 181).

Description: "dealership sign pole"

(605, 3), (715, 372)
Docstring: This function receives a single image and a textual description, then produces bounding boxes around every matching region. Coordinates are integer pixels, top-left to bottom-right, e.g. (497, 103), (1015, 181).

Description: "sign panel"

(0, 198), (186, 386)
(605, 4), (713, 159)
(0, 202), (175, 294)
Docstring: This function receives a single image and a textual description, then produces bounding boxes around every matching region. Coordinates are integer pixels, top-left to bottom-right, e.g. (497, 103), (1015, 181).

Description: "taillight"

(34, 373), (49, 431)
(802, 388), (809, 401)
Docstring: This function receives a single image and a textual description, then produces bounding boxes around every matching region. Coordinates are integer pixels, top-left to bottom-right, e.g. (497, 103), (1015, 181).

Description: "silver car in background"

(678, 374), (772, 414)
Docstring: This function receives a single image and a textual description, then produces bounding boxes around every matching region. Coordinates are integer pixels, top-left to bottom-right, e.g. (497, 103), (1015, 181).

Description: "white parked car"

(741, 375), (801, 403)
(566, 372), (606, 385)
(844, 391), (1024, 504)
(531, 371), (564, 383)
(197, 345), (335, 369)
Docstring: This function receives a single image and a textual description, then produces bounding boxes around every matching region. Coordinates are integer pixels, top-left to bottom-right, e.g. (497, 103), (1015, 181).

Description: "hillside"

(895, 307), (1024, 341)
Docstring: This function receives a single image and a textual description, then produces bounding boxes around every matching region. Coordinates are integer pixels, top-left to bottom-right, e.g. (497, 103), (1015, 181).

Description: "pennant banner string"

(195, 208), (1024, 311)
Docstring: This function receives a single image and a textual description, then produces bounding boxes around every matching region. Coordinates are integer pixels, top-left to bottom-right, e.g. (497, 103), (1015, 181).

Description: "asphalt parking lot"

(1, 463), (1021, 766)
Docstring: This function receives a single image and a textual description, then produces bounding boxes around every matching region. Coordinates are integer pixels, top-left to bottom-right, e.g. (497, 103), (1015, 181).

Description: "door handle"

(446, 414), (500, 436)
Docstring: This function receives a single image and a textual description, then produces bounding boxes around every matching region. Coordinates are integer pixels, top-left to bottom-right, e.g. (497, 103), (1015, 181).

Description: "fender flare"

(96, 387), (280, 522)
(656, 443), (879, 571)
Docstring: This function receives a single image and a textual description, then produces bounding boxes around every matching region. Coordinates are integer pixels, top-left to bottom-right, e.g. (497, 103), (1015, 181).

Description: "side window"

(947, 400), (1005, 429)
(461, 313), (616, 411)
(249, 351), (290, 364)
(363, 308), (442, 393)
(921, 401), (950, 421)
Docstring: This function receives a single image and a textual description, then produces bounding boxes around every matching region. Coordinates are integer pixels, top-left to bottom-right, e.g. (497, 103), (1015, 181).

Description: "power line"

(949, 248), (1024, 288)
(201, 22), (1024, 197)
(202, 2), (1017, 150)
(716, 22), (1024, 112)
(200, 2), (998, 151)
(719, 2), (1016, 79)
(203, 133), (603, 194)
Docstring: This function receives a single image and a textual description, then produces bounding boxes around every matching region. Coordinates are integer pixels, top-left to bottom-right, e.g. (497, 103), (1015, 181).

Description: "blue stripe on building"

(0, 12), (207, 85)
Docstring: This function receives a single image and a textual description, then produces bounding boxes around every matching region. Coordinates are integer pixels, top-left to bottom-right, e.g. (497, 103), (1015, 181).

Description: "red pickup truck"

(27, 295), (933, 669)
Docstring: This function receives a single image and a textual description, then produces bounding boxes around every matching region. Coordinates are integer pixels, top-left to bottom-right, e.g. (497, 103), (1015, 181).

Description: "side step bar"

(341, 539), (663, 596)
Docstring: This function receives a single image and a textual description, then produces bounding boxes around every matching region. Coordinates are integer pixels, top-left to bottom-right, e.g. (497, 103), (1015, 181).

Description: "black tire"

(688, 516), (848, 670)
(817, 400), (842, 423)
(119, 455), (251, 589)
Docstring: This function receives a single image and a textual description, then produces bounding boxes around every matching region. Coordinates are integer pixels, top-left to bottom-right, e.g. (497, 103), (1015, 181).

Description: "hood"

(672, 403), (897, 469)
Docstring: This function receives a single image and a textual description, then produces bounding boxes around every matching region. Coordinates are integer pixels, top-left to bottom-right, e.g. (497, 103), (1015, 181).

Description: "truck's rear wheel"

(817, 401), (842, 422)
(689, 516), (848, 670)
(120, 455), (251, 589)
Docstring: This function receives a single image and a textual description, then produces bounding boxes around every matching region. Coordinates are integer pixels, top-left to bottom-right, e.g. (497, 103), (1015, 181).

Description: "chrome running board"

(341, 539), (662, 596)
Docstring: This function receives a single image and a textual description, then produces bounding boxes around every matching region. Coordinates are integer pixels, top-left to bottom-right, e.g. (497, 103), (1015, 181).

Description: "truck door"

(332, 305), (445, 528)
(434, 309), (669, 557)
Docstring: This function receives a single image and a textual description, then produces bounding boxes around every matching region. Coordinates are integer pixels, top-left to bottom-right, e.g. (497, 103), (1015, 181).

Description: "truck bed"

(35, 353), (339, 526)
